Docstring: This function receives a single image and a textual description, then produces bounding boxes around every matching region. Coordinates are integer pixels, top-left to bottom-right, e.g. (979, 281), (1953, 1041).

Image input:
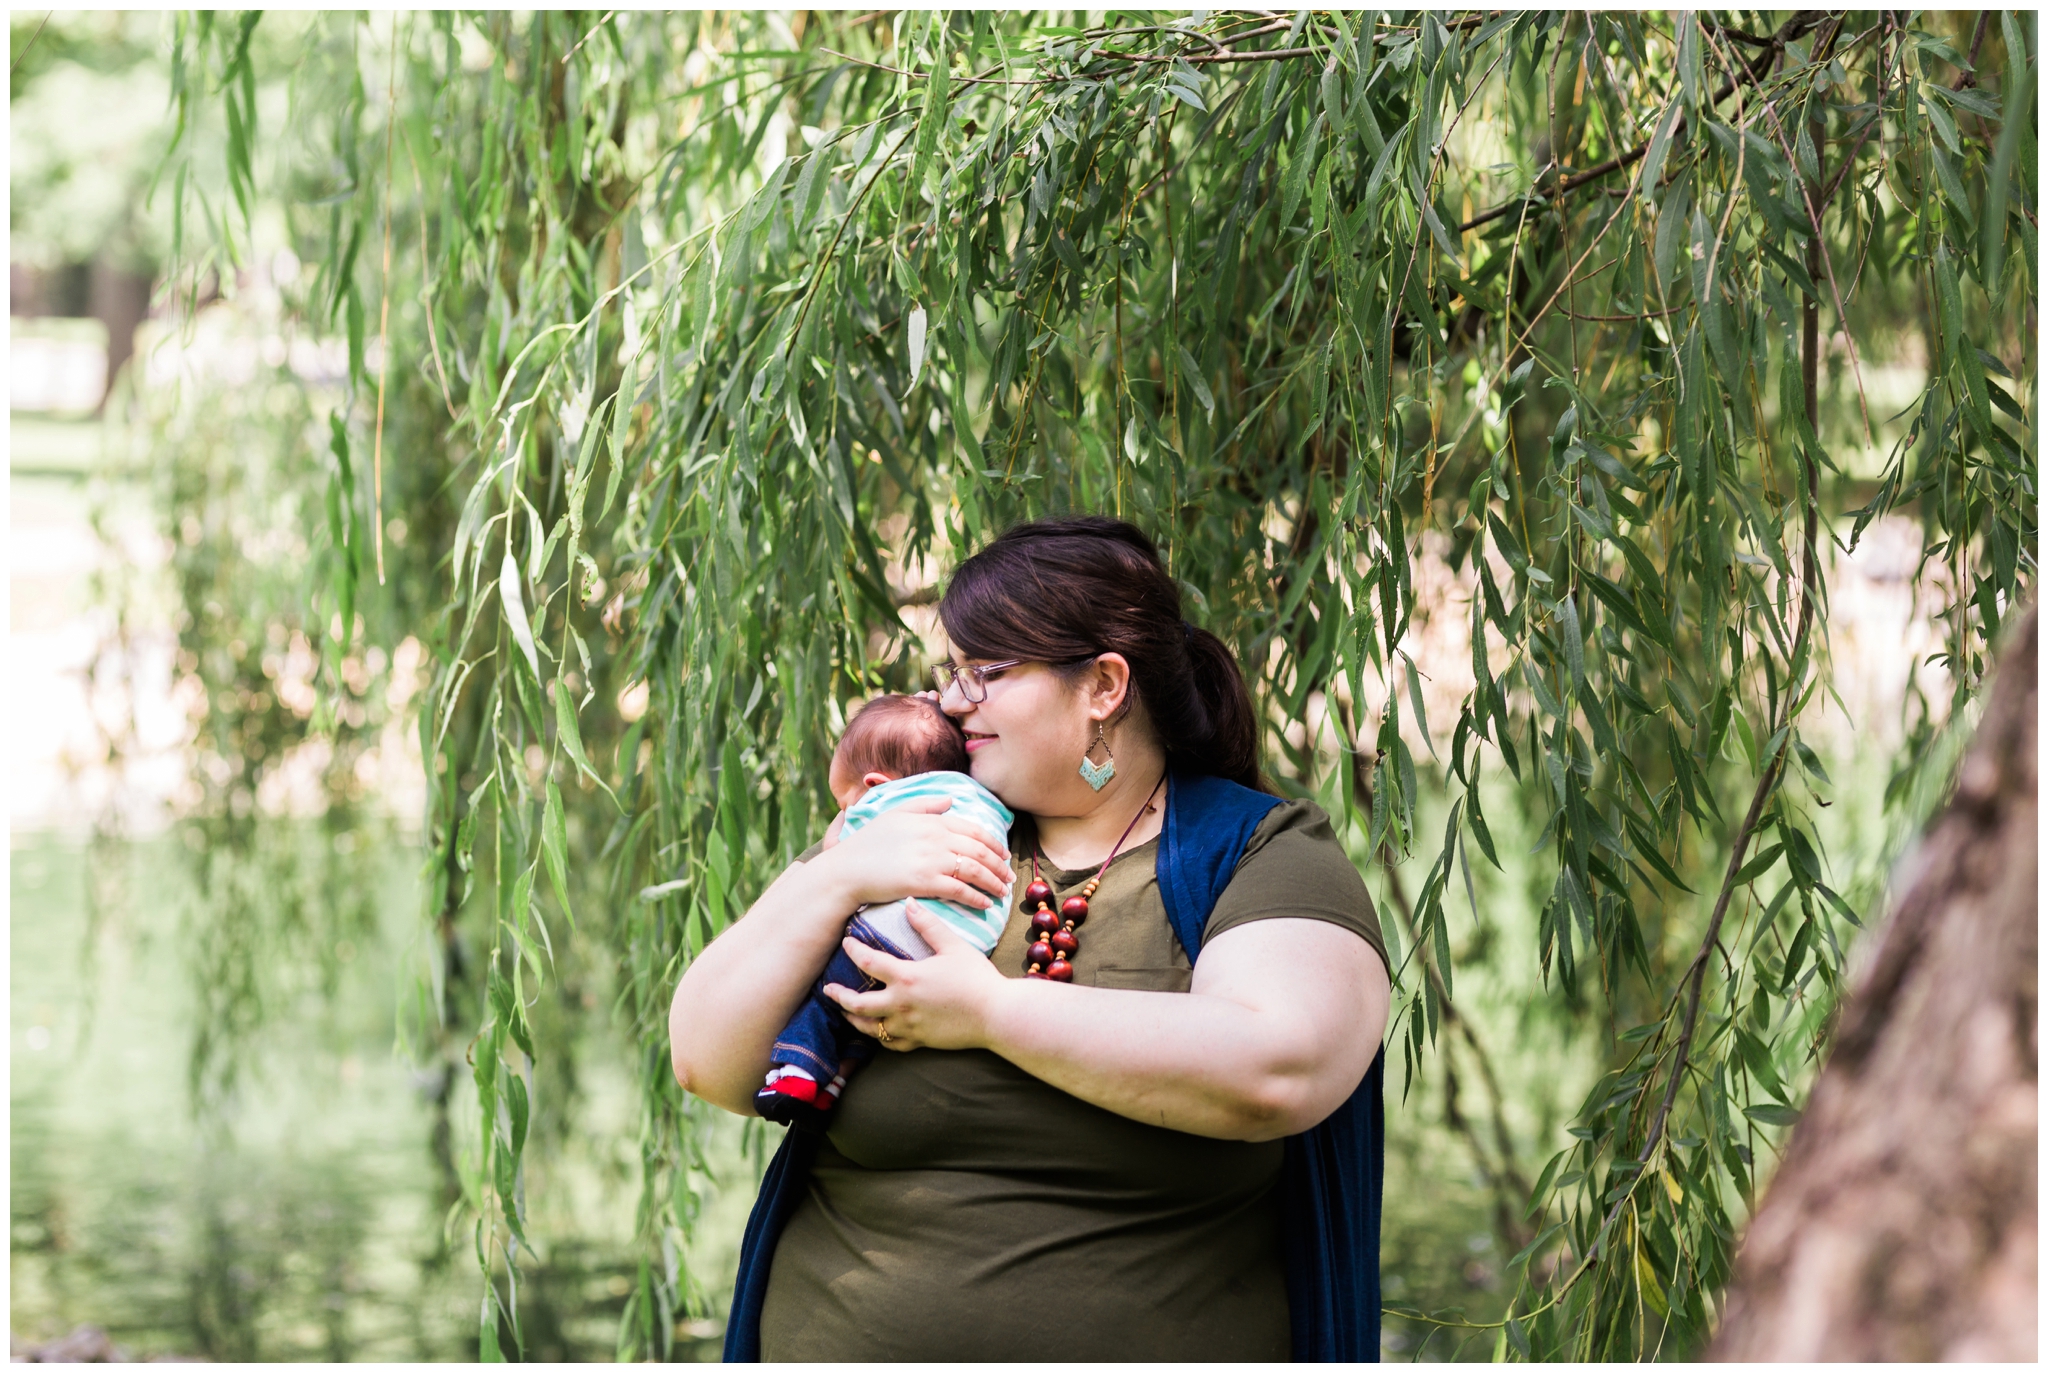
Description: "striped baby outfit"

(840, 771), (1014, 955)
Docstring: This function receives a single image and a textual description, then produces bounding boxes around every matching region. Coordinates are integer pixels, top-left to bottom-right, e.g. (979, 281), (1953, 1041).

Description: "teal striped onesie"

(841, 771), (1014, 956)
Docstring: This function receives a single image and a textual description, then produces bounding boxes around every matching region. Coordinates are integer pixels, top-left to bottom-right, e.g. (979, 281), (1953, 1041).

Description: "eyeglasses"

(932, 656), (1098, 702)
(930, 659), (1025, 703)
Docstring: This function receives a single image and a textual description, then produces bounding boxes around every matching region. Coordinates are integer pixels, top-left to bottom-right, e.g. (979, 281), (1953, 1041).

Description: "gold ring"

(878, 1024), (893, 1044)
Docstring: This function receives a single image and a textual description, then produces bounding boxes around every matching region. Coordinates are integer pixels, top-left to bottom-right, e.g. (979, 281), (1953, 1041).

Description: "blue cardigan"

(723, 771), (1384, 1361)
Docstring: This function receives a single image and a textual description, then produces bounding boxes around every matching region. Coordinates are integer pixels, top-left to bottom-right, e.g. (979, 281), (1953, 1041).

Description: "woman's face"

(938, 657), (1128, 818)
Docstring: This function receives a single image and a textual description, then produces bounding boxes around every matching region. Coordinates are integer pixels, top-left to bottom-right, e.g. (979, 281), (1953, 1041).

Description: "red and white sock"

(761, 1065), (819, 1104)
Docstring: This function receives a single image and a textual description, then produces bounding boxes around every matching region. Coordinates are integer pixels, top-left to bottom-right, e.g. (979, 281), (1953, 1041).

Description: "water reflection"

(9, 833), (736, 1362)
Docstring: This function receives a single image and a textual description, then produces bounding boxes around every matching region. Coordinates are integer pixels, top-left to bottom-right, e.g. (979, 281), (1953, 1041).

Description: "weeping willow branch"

(1340, 704), (1533, 1258)
(1633, 108), (1835, 1186)
(143, 10), (2034, 1361)
(1458, 9), (1823, 235)
(370, 18), (397, 586)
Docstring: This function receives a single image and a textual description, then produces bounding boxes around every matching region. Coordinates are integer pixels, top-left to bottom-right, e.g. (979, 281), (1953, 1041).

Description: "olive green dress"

(758, 797), (1385, 1362)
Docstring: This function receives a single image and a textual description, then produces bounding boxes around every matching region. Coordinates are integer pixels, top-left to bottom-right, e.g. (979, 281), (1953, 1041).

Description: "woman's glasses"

(930, 659), (1024, 703)
(931, 655), (1098, 702)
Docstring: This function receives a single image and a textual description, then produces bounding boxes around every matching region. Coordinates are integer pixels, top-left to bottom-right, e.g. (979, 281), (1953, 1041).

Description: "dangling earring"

(1079, 721), (1116, 791)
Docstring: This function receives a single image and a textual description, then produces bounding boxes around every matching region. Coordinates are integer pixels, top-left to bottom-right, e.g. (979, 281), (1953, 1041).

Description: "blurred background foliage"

(10, 8), (2033, 1362)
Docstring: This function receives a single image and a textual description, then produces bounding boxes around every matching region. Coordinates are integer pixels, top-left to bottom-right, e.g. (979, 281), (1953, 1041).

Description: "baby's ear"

(861, 770), (893, 790)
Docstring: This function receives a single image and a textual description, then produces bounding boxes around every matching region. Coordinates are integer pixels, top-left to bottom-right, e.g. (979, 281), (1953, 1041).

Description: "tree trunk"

(1711, 607), (2037, 1361)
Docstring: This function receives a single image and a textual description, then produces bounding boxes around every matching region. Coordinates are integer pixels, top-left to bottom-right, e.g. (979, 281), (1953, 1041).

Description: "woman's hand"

(825, 902), (1014, 1052)
(668, 802), (1010, 1116)
(814, 799), (1013, 911)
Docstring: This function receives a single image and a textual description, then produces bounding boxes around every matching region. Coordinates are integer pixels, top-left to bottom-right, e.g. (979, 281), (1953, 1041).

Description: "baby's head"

(829, 694), (968, 809)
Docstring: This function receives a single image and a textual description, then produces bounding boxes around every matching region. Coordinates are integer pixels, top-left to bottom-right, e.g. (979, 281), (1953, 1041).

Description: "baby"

(755, 694), (1013, 1125)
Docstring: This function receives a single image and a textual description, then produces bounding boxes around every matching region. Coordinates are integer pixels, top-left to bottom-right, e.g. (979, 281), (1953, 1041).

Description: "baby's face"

(828, 754), (898, 810)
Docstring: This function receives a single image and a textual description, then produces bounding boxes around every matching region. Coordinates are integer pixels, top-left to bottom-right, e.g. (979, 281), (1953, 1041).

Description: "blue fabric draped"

(722, 1120), (818, 1362)
(723, 770), (1383, 1362)
(1157, 771), (1384, 1363)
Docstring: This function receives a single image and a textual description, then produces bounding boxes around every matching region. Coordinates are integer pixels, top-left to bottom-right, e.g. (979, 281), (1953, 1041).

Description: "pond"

(8, 831), (757, 1363)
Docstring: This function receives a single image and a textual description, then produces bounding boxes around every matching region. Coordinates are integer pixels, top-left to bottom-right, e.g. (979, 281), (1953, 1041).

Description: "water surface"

(9, 832), (726, 1361)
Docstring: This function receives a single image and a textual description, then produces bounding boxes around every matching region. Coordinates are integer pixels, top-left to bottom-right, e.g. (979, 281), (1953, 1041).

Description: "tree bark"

(1711, 606), (2037, 1361)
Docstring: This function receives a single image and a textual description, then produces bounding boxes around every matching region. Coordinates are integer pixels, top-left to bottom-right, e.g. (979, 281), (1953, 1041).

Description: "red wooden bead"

(1024, 880), (1055, 907)
(1027, 940), (1054, 967)
(1046, 958), (1074, 982)
(1049, 929), (1078, 956)
(1060, 895), (1090, 925)
(1030, 909), (1061, 936)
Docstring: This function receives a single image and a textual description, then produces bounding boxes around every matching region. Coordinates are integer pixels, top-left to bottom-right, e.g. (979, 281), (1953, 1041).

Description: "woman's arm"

(666, 804), (1014, 1116)
(829, 907), (1390, 1142)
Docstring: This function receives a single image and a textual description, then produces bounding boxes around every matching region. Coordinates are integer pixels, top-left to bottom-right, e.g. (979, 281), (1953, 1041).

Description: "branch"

(1504, 170), (1643, 356)
(1458, 126), (1658, 234)
(559, 11), (616, 66)
(1755, 86), (1876, 444)
(1457, 10), (1820, 234)
(1706, 19), (1781, 50)
(414, 165), (463, 424)
(1080, 21), (1239, 59)
(785, 121), (917, 346)
(1096, 10), (1498, 66)
(1954, 10), (1993, 90)
(1636, 750), (1787, 1170)
(1340, 710), (1533, 1255)
(1557, 302), (1685, 323)
(819, 47), (1049, 88)
(1629, 86), (1834, 1182)
(1819, 16), (1898, 204)
(10, 11), (51, 77)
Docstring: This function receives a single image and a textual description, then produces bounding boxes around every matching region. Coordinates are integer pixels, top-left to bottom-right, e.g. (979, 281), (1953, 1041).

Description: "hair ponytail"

(939, 516), (1266, 792)
(1181, 624), (1261, 791)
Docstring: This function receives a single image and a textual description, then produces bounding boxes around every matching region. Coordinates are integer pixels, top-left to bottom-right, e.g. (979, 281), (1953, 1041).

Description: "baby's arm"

(819, 809), (848, 849)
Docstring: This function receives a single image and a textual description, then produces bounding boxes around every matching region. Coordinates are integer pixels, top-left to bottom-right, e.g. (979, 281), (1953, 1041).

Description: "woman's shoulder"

(1207, 795), (1386, 965)
(1243, 794), (1342, 852)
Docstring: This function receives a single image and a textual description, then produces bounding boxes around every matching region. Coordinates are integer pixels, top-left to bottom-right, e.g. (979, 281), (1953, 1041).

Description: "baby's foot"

(755, 1064), (850, 1125)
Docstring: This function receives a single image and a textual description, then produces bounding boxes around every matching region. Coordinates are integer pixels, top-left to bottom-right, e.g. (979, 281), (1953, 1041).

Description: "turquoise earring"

(1079, 722), (1116, 791)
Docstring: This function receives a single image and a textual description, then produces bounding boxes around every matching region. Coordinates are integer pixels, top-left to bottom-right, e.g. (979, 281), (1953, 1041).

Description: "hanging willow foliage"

(156, 9), (2034, 1360)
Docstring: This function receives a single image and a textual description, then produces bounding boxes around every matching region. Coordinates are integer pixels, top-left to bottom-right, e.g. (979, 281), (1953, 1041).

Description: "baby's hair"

(836, 694), (968, 779)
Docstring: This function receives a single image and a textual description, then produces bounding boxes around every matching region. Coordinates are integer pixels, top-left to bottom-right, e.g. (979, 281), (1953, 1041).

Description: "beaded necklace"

(1021, 775), (1165, 981)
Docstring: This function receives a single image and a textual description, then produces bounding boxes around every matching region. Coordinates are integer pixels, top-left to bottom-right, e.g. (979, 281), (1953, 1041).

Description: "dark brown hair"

(939, 516), (1263, 791)
(837, 694), (969, 779)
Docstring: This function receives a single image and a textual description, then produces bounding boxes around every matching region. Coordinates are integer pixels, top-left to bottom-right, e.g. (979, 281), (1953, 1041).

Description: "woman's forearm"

(666, 805), (1017, 1115)
(978, 921), (1388, 1142)
(667, 858), (858, 1114)
(980, 984), (1339, 1141)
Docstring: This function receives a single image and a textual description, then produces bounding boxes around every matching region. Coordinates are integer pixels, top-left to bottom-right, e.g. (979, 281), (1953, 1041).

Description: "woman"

(668, 517), (1392, 1361)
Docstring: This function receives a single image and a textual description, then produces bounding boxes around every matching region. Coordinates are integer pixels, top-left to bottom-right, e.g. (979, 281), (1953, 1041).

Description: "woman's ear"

(1087, 653), (1133, 720)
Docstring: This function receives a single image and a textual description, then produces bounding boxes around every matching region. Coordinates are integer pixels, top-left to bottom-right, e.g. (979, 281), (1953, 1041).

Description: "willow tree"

(155, 9), (2034, 1360)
